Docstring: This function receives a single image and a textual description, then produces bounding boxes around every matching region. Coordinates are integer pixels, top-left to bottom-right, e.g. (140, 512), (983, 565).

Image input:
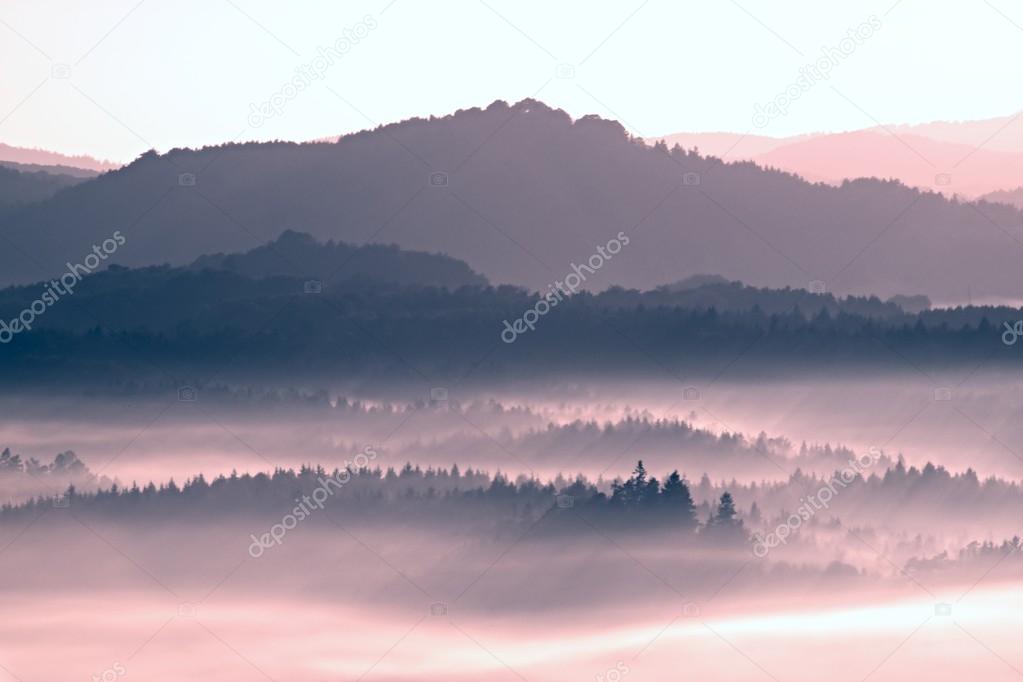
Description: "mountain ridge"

(2, 99), (1022, 302)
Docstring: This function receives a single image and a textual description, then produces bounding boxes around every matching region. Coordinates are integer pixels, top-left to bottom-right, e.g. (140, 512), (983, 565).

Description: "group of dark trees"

(0, 448), (106, 505)
(546, 461), (745, 539)
(6, 447), (1023, 552)
(688, 459), (1023, 542)
(0, 448), (93, 479)
(0, 458), (745, 543)
(6, 440), (1023, 536)
(905, 536), (1023, 574)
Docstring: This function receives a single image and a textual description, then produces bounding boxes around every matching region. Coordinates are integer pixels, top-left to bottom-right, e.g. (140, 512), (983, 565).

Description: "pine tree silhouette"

(661, 470), (697, 529)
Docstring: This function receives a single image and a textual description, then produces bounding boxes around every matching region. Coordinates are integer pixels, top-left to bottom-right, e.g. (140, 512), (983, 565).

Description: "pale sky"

(2, 0), (1022, 162)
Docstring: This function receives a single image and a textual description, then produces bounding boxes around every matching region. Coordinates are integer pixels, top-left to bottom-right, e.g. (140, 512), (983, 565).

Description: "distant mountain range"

(981, 187), (1023, 210)
(886, 112), (1023, 153)
(3, 100), (1023, 302)
(0, 143), (119, 174)
(0, 160), (101, 179)
(654, 111), (1023, 199)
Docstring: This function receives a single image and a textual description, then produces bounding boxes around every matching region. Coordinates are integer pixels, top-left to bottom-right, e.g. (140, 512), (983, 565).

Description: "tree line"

(0, 459), (746, 543)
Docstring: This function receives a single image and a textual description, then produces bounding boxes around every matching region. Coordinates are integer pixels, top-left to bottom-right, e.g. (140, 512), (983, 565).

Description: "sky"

(2, 0), (1023, 162)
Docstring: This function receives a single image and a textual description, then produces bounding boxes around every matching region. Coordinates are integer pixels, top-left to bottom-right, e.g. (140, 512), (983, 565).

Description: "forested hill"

(0, 235), (1018, 383)
(3, 99), (1023, 301)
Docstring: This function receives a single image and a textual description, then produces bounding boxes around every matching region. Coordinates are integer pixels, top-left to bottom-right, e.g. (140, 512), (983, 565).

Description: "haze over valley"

(3, 1), (1023, 679)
